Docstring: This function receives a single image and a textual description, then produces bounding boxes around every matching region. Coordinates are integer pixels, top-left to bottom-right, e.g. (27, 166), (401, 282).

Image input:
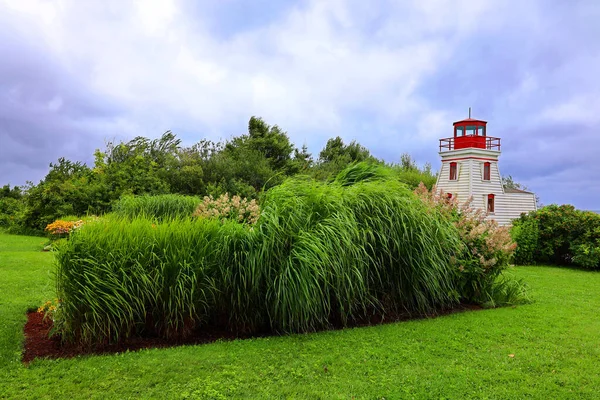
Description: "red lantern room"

(439, 109), (501, 152)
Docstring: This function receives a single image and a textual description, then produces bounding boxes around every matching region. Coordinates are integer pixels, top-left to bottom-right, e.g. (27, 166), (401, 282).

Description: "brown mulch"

(22, 311), (241, 364)
(22, 303), (483, 364)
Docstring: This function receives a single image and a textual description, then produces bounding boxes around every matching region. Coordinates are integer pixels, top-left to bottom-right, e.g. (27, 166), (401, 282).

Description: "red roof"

(453, 118), (487, 125)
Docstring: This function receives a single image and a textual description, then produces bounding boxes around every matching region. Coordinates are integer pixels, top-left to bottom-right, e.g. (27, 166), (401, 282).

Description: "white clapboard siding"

(436, 148), (537, 226)
(487, 193), (537, 226)
(436, 160), (470, 200)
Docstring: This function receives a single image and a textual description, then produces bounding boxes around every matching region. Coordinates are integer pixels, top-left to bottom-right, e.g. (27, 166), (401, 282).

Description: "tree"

(502, 175), (541, 207)
(227, 116), (295, 172)
(0, 185), (22, 200)
(399, 153), (418, 171)
(313, 137), (379, 180)
(502, 175), (529, 191)
(318, 136), (375, 164)
(95, 132), (179, 198)
(290, 144), (313, 173)
(0, 185), (24, 230)
(21, 158), (99, 230)
(163, 147), (204, 195)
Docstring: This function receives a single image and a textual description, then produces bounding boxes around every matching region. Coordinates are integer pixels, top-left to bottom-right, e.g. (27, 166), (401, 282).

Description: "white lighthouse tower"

(436, 112), (537, 226)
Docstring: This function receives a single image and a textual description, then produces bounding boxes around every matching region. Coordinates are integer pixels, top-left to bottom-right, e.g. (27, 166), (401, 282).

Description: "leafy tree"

(318, 137), (374, 164)
(313, 137), (379, 180)
(2, 114), (451, 235)
(502, 175), (529, 191)
(388, 153), (437, 189)
(162, 147), (204, 195)
(400, 153), (418, 171)
(94, 132), (179, 198)
(21, 158), (99, 230)
(0, 184), (22, 199)
(0, 185), (24, 230)
(228, 116), (295, 172)
(209, 145), (280, 196)
(289, 144), (313, 174)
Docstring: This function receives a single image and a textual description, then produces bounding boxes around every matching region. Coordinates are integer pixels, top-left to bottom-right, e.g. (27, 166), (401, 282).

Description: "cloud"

(0, 0), (598, 209)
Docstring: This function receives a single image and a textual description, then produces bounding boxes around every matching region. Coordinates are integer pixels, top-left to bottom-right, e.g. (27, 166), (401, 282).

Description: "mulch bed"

(23, 303), (483, 364)
(22, 311), (240, 364)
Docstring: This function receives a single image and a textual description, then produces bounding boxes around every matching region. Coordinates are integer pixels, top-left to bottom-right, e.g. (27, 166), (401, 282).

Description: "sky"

(1, 0), (599, 210)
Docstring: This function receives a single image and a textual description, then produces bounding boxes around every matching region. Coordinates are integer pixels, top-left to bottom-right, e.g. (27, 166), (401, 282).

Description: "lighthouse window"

(449, 162), (457, 180)
(456, 126), (464, 137)
(466, 126), (476, 136)
(478, 126), (486, 136)
(483, 162), (491, 180)
(487, 194), (495, 213)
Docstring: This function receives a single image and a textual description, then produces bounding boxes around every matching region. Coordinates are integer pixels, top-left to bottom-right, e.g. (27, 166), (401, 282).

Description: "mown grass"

(0, 234), (53, 370)
(2, 233), (600, 399)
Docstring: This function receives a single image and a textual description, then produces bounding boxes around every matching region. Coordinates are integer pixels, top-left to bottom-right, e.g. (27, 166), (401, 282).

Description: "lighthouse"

(435, 112), (537, 226)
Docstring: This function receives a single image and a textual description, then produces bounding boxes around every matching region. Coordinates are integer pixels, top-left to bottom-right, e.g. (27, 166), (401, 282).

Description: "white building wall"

(490, 193), (537, 226)
(436, 160), (471, 201)
(436, 149), (537, 226)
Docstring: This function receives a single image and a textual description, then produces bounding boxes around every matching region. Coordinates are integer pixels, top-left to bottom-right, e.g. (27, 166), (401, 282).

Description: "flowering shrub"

(45, 219), (84, 238)
(415, 183), (518, 304)
(193, 193), (260, 224)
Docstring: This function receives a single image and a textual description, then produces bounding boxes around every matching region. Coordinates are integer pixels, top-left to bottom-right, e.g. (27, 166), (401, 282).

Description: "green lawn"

(1, 233), (599, 399)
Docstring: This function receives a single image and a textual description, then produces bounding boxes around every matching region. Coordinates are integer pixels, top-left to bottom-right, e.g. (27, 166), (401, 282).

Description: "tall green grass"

(55, 164), (463, 345)
(113, 194), (200, 221)
(54, 216), (252, 343)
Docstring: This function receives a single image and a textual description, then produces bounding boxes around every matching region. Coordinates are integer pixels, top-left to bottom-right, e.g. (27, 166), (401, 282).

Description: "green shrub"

(395, 168), (437, 190)
(572, 242), (600, 268)
(511, 205), (600, 269)
(54, 165), (463, 345)
(535, 205), (582, 264)
(113, 194), (201, 221)
(0, 197), (24, 230)
(205, 178), (258, 200)
(571, 216), (600, 269)
(0, 198), (41, 236)
(511, 218), (539, 265)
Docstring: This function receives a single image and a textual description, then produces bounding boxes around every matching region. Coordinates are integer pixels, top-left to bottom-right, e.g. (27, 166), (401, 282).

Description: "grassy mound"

(55, 165), (462, 344)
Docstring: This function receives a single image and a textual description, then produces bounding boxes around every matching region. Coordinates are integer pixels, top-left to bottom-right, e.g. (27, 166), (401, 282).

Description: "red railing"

(439, 136), (501, 152)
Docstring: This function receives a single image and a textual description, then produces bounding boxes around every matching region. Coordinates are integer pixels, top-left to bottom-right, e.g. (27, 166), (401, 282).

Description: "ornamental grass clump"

(53, 162), (466, 345)
(54, 216), (252, 344)
(113, 194), (201, 221)
(253, 174), (462, 333)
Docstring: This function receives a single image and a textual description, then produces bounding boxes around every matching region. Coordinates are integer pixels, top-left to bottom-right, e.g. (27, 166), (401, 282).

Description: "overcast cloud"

(0, 0), (598, 209)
